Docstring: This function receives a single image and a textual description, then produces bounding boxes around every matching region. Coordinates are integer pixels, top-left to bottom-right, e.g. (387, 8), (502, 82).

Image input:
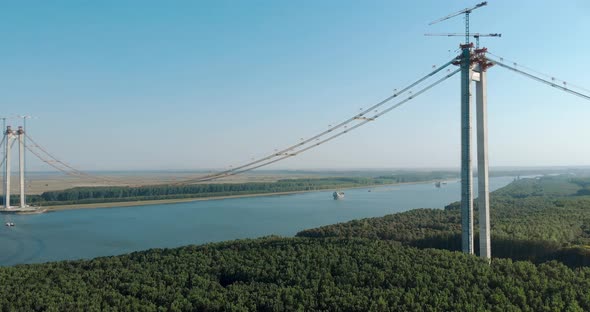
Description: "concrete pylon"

(475, 69), (491, 260)
(18, 126), (25, 208)
(460, 47), (474, 254)
(4, 126), (12, 209)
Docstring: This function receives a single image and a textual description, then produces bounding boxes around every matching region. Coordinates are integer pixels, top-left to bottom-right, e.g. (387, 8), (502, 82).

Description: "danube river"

(0, 177), (515, 266)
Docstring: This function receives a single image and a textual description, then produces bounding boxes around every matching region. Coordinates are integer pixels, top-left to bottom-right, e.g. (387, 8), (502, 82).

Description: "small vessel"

(435, 181), (441, 188)
(333, 191), (344, 200)
(5, 222), (15, 227)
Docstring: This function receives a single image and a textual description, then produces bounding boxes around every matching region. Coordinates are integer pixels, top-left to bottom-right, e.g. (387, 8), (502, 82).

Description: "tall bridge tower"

(455, 44), (493, 258)
(2, 125), (27, 209)
(3, 126), (14, 209)
(18, 126), (26, 208)
(429, 2), (493, 258)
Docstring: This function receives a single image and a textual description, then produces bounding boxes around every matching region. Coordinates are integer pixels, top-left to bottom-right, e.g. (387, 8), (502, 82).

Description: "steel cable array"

(8, 51), (590, 187)
(0, 138), (16, 169)
(486, 54), (590, 101)
(0, 135), (5, 168)
(17, 53), (589, 185)
(487, 52), (590, 95)
(179, 62), (461, 184)
(24, 134), (119, 184)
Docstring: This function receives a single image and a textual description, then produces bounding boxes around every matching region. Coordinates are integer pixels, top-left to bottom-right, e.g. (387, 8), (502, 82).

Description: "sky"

(1, 0), (590, 171)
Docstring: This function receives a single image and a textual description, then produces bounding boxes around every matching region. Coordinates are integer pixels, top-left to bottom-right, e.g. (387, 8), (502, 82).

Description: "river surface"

(0, 176), (515, 266)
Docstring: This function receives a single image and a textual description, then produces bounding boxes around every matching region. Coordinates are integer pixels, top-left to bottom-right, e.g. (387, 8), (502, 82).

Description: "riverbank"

(41, 190), (318, 212)
(39, 179), (455, 212)
(1, 176), (516, 266)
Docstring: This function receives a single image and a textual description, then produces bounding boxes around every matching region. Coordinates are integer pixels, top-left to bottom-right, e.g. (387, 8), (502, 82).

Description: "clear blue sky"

(2, 0), (590, 171)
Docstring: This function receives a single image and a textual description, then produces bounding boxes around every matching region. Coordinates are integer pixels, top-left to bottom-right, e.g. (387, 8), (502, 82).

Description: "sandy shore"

(42, 190), (316, 212)
(37, 179), (448, 213)
(16, 172), (321, 195)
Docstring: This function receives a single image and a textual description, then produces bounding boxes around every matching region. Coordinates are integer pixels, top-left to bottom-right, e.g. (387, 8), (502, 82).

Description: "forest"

(2, 175), (590, 310)
(298, 175), (590, 267)
(2, 171), (458, 206)
(1, 237), (590, 311)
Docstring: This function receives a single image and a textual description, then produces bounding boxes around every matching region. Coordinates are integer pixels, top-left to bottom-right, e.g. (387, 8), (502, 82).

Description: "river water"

(0, 176), (515, 266)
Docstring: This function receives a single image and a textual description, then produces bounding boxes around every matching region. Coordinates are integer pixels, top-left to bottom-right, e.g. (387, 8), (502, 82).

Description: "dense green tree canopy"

(3, 175), (590, 311)
(298, 176), (590, 267)
(2, 237), (590, 311)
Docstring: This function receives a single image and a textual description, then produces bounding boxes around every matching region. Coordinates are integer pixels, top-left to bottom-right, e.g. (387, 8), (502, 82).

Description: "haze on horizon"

(2, 1), (590, 172)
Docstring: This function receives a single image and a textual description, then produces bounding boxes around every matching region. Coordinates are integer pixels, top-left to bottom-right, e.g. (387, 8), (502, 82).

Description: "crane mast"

(428, 2), (487, 45)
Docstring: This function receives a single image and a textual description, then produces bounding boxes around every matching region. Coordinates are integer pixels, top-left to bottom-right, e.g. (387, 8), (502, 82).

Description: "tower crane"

(428, 2), (488, 45)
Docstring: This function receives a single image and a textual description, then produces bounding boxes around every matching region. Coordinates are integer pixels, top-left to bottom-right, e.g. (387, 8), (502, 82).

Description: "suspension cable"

(177, 58), (459, 184)
(24, 143), (81, 177)
(487, 52), (590, 95)
(0, 138), (17, 169)
(487, 57), (590, 101)
(25, 134), (92, 177)
(25, 142), (116, 184)
(24, 135), (119, 184)
(183, 68), (461, 183)
(0, 135), (5, 168)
